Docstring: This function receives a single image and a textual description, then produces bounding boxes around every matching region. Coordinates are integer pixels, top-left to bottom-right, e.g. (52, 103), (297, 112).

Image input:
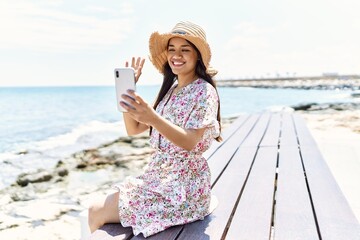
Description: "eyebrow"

(168, 44), (191, 47)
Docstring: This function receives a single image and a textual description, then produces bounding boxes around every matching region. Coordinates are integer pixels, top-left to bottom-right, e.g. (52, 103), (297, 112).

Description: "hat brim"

(149, 32), (212, 74)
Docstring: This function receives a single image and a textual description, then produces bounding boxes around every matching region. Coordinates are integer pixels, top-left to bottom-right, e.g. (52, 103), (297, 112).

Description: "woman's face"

(167, 37), (198, 77)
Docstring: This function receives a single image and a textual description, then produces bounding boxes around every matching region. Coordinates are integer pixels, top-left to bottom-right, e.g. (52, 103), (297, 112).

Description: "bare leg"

(88, 191), (121, 233)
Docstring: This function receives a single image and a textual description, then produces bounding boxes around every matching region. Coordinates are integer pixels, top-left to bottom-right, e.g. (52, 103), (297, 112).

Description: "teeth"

(173, 61), (184, 66)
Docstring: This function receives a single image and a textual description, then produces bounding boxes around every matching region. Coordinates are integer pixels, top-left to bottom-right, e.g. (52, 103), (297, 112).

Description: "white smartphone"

(114, 67), (136, 112)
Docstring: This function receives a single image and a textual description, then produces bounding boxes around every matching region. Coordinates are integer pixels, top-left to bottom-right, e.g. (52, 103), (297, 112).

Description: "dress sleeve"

(184, 84), (220, 139)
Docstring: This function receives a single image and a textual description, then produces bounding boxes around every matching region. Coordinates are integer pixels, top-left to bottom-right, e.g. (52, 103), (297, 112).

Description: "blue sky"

(0, 0), (359, 86)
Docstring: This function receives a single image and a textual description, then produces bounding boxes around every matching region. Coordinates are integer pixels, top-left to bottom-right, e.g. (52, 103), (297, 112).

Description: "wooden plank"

(177, 147), (259, 240)
(294, 115), (360, 238)
(240, 113), (271, 147)
(300, 146), (360, 239)
(292, 114), (317, 146)
(279, 113), (298, 147)
(274, 146), (318, 240)
(130, 225), (182, 240)
(203, 114), (249, 159)
(260, 113), (281, 147)
(89, 223), (133, 240)
(207, 114), (260, 186)
(225, 147), (278, 240)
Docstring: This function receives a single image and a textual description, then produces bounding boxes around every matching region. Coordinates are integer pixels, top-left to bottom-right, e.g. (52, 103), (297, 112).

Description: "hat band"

(172, 30), (187, 35)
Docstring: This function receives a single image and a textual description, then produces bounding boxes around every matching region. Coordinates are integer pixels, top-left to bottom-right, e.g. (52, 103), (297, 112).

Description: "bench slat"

(279, 113), (298, 147)
(177, 147), (258, 239)
(240, 113), (270, 147)
(300, 146), (360, 239)
(89, 223), (133, 240)
(203, 114), (249, 159)
(225, 147), (278, 240)
(293, 115), (360, 239)
(130, 225), (182, 240)
(207, 114), (260, 186)
(274, 146), (318, 239)
(292, 114), (317, 146)
(260, 113), (281, 147)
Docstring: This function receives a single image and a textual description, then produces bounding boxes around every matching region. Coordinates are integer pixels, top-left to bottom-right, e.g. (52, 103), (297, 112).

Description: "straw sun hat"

(149, 21), (217, 76)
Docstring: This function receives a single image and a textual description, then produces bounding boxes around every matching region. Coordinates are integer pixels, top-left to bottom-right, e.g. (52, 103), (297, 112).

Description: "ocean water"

(0, 85), (354, 188)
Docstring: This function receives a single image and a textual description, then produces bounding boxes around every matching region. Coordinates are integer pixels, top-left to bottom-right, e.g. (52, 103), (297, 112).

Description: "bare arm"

(121, 57), (149, 135)
(122, 112), (150, 135)
(121, 91), (205, 151)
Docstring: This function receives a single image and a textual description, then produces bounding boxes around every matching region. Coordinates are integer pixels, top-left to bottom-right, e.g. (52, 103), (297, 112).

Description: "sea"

(0, 85), (355, 189)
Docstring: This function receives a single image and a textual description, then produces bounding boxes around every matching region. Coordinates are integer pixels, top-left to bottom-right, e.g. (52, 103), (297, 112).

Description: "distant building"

(322, 72), (339, 77)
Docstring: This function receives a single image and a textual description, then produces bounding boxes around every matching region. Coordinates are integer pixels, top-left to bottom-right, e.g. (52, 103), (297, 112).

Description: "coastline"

(1, 98), (359, 239)
(216, 77), (360, 90)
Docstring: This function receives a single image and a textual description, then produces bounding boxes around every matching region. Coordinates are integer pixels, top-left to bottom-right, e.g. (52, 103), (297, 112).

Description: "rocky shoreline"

(293, 101), (360, 134)
(216, 78), (360, 90)
(0, 132), (156, 238)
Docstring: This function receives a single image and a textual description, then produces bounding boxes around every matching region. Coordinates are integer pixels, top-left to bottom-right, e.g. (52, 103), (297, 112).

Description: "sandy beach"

(0, 104), (359, 239)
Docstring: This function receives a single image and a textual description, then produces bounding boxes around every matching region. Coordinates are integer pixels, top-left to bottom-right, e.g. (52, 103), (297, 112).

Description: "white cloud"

(0, 1), (134, 52)
(213, 18), (360, 80)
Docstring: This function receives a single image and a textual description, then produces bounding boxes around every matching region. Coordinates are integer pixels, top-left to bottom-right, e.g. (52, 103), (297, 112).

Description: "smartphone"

(114, 67), (136, 112)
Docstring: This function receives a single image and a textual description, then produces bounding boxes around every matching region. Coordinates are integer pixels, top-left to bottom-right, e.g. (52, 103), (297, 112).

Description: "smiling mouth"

(172, 61), (185, 67)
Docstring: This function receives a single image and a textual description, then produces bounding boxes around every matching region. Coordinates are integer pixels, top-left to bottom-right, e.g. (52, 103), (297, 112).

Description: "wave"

(0, 120), (128, 189)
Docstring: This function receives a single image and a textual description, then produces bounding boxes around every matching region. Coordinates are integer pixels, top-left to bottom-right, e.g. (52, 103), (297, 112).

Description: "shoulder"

(192, 78), (218, 101)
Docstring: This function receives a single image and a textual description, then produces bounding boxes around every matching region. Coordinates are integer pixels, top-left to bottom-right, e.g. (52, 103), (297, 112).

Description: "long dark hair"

(151, 40), (222, 142)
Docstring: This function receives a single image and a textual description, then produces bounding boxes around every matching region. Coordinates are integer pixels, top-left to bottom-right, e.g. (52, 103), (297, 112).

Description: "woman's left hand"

(125, 57), (145, 84)
(120, 90), (157, 125)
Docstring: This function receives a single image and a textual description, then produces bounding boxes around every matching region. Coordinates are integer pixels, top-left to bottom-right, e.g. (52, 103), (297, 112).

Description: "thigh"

(93, 191), (121, 224)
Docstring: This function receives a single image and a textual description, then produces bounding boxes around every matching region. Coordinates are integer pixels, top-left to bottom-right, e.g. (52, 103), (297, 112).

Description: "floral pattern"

(113, 78), (220, 237)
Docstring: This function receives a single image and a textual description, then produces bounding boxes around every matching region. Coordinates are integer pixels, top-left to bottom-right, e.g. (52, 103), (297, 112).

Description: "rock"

(117, 136), (133, 143)
(56, 160), (64, 167)
(131, 139), (149, 148)
(76, 163), (87, 169)
(351, 91), (360, 98)
(10, 184), (37, 201)
(292, 103), (318, 111)
(16, 169), (53, 187)
(56, 168), (69, 177)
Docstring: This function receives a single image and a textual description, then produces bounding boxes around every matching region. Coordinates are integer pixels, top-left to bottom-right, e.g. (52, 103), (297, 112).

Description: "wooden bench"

(89, 113), (360, 239)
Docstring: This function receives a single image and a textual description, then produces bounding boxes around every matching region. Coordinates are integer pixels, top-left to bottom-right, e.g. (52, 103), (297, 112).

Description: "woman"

(88, 21), (221, 238)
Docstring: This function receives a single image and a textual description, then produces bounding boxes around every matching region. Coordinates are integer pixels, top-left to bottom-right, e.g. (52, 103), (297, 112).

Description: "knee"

(87, 192), (120, 233)
(88, 202), (104, 233)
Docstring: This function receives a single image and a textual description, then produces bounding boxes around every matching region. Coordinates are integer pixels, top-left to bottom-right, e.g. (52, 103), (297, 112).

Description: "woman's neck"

(176, 73), (198, 89)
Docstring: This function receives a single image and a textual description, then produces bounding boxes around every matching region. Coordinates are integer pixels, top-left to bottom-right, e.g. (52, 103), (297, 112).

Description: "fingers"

(130, 57), (145, 69)
(139, 58), (145, 69)
(120, 90), (147, 111)
(126, 90), (146, 105)
(131, 57), (136, 68)
(136, 58), (145, 68)
(136, 57), (141, 67)
(119, 101), (135, 111)
(125, 57), (145, 83)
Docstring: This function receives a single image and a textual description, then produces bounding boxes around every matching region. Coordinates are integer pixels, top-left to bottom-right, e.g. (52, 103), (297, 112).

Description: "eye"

(168, 48), (175, 52)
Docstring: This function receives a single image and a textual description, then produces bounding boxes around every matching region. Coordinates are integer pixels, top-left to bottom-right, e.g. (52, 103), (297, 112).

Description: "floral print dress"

(113, 78), (220, 237)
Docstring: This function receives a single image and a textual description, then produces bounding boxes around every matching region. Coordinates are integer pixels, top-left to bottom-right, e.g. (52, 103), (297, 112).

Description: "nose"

(171, 49), (183, 58)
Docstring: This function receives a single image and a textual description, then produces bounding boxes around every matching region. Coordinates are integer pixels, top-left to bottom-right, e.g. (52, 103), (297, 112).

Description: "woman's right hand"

(125, 57), (145, 84)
